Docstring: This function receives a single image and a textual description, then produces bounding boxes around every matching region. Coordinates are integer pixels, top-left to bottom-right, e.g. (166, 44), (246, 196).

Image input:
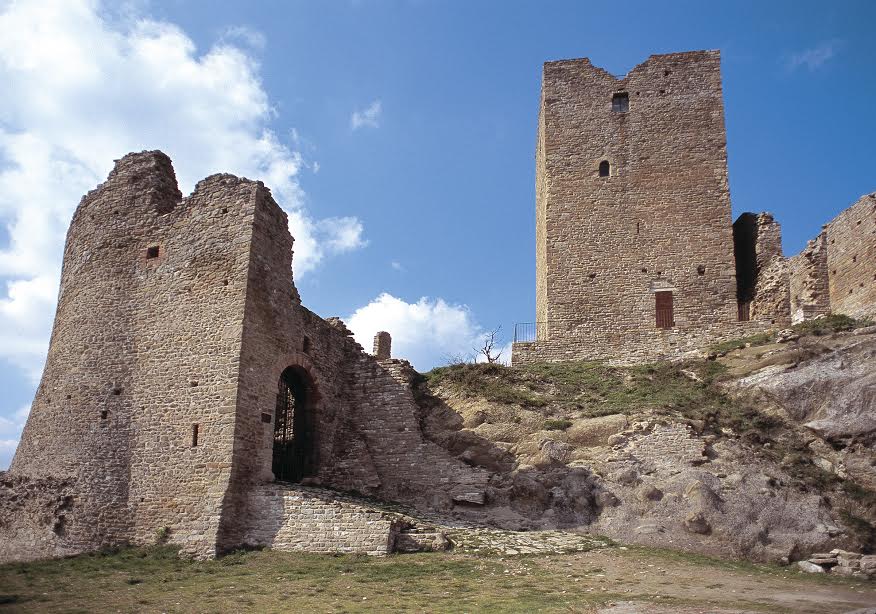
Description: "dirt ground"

(547, 547), (876, 613)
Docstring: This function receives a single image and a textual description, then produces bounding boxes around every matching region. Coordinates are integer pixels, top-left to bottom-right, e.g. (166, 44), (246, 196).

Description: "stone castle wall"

(516, 51), (771, 365)
(789, 193), (876, 324)
(215, 182), (488, 550)
(823, 193), (876, 321)
(5, 152), (488, 563)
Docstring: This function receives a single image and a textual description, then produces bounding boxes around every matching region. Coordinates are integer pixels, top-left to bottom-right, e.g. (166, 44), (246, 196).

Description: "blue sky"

(0, 0), (874, 468)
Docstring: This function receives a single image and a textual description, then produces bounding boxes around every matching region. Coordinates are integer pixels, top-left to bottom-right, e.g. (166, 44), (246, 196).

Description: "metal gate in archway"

(273, 366), (316, 482)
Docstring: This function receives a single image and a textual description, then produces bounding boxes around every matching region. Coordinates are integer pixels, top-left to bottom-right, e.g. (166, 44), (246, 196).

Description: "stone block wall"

(520, 51), (755, 365)
(373, 331), (391, 359)
(0, 475), (82, 563)
(241, 484), (398, 555)
(215, 184), (488, 550)
(824, 193), (876, 320)
(10, 152), (252, 559)
(789, 193), (876, 323)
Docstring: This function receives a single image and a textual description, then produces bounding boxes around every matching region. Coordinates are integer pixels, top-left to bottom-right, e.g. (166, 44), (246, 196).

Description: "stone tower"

(3, 151), (488, 563)
(514, 50), (758, 364)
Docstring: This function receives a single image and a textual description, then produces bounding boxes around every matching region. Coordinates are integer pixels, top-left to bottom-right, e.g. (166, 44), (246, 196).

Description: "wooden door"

(655, 291), (674, 329)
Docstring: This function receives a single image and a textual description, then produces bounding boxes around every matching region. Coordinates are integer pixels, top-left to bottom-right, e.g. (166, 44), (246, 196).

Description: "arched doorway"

(273, 366), (316, 482)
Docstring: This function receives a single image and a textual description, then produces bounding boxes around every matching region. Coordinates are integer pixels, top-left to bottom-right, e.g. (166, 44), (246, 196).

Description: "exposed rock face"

(733, 335), (876, 442)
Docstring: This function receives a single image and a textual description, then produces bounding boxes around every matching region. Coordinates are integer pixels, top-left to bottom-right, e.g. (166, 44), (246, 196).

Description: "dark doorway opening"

(273, 366), (316, 482)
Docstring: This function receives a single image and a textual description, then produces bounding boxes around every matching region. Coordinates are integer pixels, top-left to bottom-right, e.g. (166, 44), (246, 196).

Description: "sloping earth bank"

(414, 317), (876, 565)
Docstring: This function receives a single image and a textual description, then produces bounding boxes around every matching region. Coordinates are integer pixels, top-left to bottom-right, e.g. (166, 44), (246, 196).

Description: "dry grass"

(1, 545), (873, 614)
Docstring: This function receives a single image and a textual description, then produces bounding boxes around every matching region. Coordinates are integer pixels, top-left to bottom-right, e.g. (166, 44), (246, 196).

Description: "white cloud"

(351, 100), (382, 130)
(220, 25), (266, 51)
(0, 0), (366, 449)
(346, 292), (509, 371)
(390, 260), (404, 271)
(787, 40), (840, 71)
(0, 405), (29, 470)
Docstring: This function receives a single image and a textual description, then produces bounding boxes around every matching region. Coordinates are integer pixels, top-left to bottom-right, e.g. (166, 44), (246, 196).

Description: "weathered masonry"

(513, 51), (783, 365)
(1, 152), (488, 563)
(511, 50), (874, 366)
(789, 193), (876, 323)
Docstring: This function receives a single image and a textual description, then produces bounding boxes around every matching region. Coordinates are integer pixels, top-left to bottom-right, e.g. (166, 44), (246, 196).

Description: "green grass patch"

(708, 332), (774, 354)
(543, 418), (572, 431)
(791, 313), (873, 336)
(424, 359), (729, 420)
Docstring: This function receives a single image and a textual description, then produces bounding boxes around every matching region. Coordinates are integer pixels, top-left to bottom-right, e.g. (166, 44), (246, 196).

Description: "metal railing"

(513, 322), (547, 343)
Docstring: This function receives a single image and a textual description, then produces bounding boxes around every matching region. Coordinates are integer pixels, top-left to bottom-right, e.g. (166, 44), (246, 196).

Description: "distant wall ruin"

(732, 212), (791, 326)
(789, 193), (876, 323)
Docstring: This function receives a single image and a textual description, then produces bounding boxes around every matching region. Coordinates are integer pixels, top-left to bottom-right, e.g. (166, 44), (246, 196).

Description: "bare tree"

(476, 326), (503, 364)
(442, 351), (474, 366)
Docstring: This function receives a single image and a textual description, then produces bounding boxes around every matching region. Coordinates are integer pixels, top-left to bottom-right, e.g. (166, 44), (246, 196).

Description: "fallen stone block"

(797, 560), (826, 573)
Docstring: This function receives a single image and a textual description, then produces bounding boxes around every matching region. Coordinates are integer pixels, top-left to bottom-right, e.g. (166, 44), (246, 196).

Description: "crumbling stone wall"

(824, 193), (876, 321)
(516, 51), (765, 365)
(732, 212), (791, 326)
(789, 233), (831, 324)
(5, 151), (488, 563)
(0, 474), (81, 563)
(789, 193), (876, 324)
(373, 331), (391, 359)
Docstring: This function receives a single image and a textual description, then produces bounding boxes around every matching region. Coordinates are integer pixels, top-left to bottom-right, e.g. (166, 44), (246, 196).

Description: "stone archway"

(273, 365), (317, 482)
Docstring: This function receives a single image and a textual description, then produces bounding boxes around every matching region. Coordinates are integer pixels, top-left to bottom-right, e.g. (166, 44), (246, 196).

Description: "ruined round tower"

(10, 151), (266, 557)
(4, 151), (488, 563)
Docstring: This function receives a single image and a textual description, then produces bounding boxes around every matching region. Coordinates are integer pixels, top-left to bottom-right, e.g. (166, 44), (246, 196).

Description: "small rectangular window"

(146, 245), (160, 259)
(612, 92), (629, 113)
(191, 423), (199, 447)
(655, 291), (674, 329)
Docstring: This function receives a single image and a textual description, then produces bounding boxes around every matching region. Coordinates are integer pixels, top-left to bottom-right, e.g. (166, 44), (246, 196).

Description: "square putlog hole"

(146, 245), (160, 259)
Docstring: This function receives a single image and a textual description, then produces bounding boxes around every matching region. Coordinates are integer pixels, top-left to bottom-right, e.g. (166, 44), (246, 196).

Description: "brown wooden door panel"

(655, 291), (674, 329)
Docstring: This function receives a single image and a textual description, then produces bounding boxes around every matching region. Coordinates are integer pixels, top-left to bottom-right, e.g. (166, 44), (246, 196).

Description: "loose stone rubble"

(797, 550), (876, 579)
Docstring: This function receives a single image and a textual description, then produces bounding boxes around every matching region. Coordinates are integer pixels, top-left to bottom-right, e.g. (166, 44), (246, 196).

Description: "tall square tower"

(517, 51), (743, 363)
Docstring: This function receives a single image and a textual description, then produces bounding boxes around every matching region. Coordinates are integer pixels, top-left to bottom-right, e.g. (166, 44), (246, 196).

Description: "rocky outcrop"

(417, 328), (876, 564)
(733, 335), (876, 441)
